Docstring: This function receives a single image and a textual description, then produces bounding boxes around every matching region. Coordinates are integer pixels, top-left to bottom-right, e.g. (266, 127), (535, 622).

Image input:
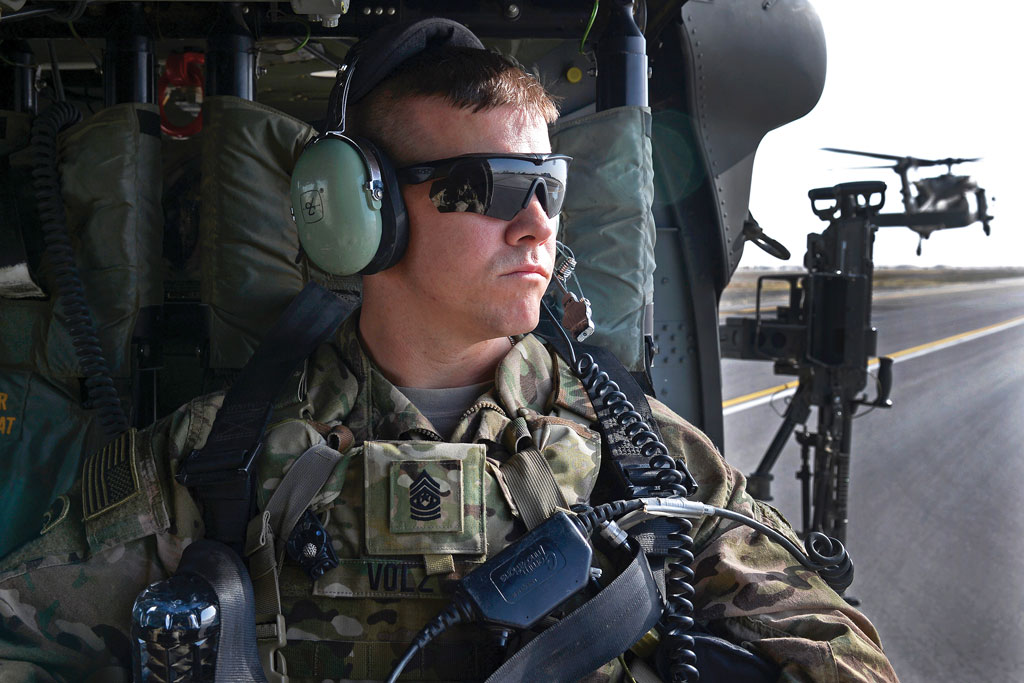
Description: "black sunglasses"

(397, 153), (571, 221)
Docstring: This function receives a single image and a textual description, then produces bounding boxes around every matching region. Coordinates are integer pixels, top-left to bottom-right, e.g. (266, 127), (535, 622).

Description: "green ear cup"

(291, 136), (384, 275)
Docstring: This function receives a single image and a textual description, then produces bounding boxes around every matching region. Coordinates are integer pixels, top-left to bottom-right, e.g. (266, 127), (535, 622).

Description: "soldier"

(0, 19), (897, 683)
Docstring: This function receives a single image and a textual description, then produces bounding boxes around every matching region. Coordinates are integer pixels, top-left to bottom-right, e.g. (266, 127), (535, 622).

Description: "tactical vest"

(243, 370), (607, 682)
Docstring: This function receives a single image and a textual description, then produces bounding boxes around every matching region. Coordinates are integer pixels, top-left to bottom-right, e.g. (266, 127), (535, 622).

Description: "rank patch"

(82, 429), (139, 520)
(390, 459), (463, 533)
(363, 441), (485, 556)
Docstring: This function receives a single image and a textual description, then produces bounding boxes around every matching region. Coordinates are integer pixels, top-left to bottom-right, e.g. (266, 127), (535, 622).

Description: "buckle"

(256, 613), (288, 683)
(176, 444), (264, 552)
(175, 443), (263, 495)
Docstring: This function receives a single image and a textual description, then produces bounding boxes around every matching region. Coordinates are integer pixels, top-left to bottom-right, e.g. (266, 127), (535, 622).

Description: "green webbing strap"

(266, 443), (346, 563)
(500, 446), (568, 530)
(246, 512), (280, 618)
(246, 513), (288, 682)
(627, 657), (666, 683)
(485, 545), (662, 683)
(498, 416), (568, 530)
(246, 442), (347, 682)
(246, 441), (345, 590)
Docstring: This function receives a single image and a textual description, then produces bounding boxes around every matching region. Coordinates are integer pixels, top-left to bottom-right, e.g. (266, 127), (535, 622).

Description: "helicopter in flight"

(824, 147), (994, 255)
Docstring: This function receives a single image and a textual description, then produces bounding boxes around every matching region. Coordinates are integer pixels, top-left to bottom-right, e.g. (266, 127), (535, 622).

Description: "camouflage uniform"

(0, 315), (897, 682)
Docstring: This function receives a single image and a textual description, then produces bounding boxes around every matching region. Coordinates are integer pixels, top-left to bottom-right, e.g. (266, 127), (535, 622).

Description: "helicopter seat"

(0, 103), (163, 556)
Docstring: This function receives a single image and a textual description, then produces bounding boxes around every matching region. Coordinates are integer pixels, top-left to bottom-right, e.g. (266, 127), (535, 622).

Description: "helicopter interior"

(0, 0), (828, 556)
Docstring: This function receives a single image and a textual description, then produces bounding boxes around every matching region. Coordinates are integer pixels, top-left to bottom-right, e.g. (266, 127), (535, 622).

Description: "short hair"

(347, 46), (559, 165)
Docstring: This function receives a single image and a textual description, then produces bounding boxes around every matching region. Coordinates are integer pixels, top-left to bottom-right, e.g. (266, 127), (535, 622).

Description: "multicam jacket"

(0, 315), (897, 682)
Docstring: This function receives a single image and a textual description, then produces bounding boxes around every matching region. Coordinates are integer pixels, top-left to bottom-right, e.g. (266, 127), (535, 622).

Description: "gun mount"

(719, 182), (895, 543)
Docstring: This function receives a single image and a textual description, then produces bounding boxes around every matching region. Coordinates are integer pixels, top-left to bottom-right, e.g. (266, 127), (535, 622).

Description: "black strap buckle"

(176, 444), (262, 492)
(176, 445), (263, 553)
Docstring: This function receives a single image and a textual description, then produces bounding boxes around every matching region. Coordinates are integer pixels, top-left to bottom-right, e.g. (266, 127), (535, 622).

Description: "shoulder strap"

(498, 416), (569, 530)
(177, 282), (352, 553)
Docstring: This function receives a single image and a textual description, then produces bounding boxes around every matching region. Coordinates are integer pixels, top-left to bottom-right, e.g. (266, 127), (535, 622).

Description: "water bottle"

(130, 572), (220, 682)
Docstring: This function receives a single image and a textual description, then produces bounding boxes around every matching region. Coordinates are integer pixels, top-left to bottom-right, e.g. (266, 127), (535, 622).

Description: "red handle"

(158, 51), (205, 138)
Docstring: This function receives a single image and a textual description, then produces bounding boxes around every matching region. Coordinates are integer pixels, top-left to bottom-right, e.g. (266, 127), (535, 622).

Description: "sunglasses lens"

(486, 156), (569, 220)
(428, 160), (492, 216)
(420, 156), (569, 220)
(488, 174), (537, 220)
(540, 177), (566, 218)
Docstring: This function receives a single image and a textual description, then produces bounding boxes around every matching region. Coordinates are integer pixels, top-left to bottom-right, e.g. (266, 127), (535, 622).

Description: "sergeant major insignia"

(389, 458), (462, 534)
(82, 429), (139, 520)
(409, 470), (442, 521)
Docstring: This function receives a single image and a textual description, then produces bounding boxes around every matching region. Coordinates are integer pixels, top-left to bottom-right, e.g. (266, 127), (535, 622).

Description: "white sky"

(746, 0), (1022, 268)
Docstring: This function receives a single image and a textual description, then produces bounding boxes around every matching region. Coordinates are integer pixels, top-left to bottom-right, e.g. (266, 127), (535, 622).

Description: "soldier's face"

(388, 98), (557, 340)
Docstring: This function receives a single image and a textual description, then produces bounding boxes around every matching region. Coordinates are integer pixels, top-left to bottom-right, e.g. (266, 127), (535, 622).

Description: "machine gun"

(719, 182), (895, 543)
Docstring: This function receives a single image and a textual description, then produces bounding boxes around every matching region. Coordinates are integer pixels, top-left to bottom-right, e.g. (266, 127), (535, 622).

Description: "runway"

(719, 278), (1024, 682)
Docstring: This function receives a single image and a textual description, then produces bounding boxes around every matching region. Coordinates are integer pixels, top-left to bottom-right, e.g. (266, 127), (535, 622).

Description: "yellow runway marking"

(722, 380), (799, 409)
(722, 313), (1024, 410)
(883, 314), (1024, 360)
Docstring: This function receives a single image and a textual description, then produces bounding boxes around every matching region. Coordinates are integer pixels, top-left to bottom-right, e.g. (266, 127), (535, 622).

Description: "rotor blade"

(938, 156), (982, 165)
(822, 147), (907, 162)
(904, 155), (982, 168)
(825, 165), (896, 172)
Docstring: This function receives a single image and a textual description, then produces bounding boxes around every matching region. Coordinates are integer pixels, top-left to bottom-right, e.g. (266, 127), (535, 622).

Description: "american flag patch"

(82, 430), (140, 520)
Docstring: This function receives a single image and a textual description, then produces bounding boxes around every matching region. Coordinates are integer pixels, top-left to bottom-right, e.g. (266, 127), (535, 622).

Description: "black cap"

(327, 17), (484, 128)
(346, 17), (484, 104)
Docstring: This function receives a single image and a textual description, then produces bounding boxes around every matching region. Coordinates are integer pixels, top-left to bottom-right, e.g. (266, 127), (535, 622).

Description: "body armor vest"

(251, 383), (604, 682)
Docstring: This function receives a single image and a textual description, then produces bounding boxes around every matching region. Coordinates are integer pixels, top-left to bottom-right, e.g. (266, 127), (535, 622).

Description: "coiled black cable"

(804, 531), (854, 594)
(663, 514), (698, 681)
(31, 102), (129, 439)
(542, 300), (853, 676)
(570, 499), (643, 535)
(575, 353), (699, 497)
(540, 298), (700, 683)
(575, 352), (699, 683)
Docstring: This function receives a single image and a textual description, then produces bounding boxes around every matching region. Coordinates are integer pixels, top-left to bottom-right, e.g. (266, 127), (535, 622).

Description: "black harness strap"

(176, 282), (352, 554)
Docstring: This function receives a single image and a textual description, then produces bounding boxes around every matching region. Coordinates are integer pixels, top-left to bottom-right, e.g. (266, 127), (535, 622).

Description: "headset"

(289, 18), (484, 276)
